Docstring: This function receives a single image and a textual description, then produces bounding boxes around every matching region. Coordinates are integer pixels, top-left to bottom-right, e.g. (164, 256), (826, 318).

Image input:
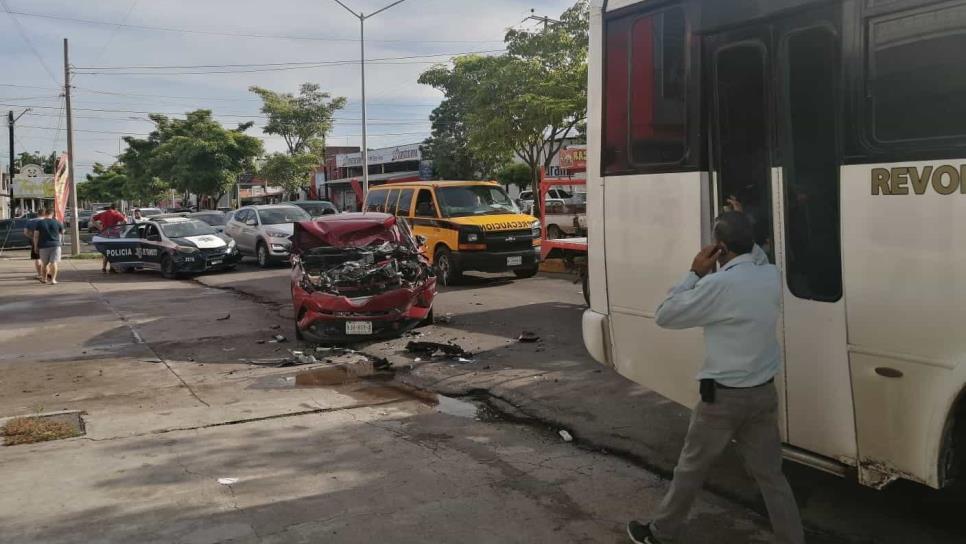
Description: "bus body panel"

(587, 1), (610, 319)
(602, 171), (709, 407)
(842, 160), (966, 487)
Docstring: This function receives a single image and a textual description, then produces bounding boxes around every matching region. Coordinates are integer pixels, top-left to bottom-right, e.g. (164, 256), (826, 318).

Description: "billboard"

(336, 143), (422, 168)
(12, 164), (53, 198)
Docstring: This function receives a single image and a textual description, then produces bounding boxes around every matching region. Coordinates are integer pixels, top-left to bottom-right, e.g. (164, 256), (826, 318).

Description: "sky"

(0, 0), (576, 180)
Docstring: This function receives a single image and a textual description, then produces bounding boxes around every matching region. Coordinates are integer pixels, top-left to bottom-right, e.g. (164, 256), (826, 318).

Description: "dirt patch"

(3, 417), (81, 445)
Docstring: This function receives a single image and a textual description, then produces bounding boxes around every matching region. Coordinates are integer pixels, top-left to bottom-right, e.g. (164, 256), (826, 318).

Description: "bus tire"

(434, 247), (461, 286)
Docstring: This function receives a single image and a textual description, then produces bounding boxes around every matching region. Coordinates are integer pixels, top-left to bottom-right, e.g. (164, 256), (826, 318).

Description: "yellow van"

(364, 181), (541, 285)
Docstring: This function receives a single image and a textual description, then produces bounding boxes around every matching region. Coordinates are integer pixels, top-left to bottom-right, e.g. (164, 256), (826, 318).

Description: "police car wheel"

(256, 243), (271, 268)
(161, 255), (177, 279)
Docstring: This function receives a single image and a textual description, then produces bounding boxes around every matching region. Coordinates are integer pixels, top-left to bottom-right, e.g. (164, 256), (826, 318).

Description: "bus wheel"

(434, 247), (460, 286)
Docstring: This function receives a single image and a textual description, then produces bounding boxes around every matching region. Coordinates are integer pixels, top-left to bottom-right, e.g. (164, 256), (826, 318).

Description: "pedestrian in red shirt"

(92, 204), (128, 273)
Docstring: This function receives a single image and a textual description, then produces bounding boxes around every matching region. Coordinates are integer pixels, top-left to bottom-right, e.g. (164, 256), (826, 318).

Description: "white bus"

(581, 0), (966, 490)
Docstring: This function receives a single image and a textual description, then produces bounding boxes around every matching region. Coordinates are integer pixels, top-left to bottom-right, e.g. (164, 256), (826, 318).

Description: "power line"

(0, 0), (60, 84)
(4, 8), (505, 45)
(90, 0), (141, 65)
(18, 124), (429, 138)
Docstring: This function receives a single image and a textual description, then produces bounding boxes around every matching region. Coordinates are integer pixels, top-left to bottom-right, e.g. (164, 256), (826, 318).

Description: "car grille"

(200, 247), (227, 258)
(484, 229), (533, 251)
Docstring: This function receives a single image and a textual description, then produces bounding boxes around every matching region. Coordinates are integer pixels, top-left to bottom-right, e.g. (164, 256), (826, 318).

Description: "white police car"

(93, 216), (242, 278)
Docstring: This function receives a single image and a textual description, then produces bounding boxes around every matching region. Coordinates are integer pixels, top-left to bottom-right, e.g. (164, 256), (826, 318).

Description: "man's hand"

(691, 245), (721, 278)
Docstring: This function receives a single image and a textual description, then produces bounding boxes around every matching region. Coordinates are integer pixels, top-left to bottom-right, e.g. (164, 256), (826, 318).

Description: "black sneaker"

(627, 520), (663, 544)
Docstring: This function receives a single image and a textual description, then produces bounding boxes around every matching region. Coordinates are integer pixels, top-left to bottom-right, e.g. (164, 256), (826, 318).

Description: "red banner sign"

(53, 154), (69, 223)
(559, 147), (587, 172)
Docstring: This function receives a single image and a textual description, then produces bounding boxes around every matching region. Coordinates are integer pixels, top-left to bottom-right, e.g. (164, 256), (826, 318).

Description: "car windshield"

(160, 220), (216, 238)
(192, 213), (227, 226)
(435, 186), (520, 218)
(295, 203), (333, 216)
(259, 206), (310, 225)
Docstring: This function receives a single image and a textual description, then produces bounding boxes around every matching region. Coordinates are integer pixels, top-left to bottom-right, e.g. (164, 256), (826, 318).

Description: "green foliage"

(258, 152), (318, 198)
(495, 163), (533, 191)
(249, 83), (347, 155)
(419, 85), (507, 180)
(120, 110), (263, 209)
(15, 151), (58, 173)
(77, 162), (125, 204)
(418, 0), (588, 190)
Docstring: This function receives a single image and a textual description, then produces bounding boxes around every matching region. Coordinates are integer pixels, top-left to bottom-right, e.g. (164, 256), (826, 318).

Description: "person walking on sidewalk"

(92, 204), (127, 273)
(627, 212), (804, 544)
(32, 208), (64, 285)
(23, 214), (44, 280)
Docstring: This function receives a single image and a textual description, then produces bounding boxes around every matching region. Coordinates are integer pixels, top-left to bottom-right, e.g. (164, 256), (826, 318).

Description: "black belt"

(715, 377), (774, 390)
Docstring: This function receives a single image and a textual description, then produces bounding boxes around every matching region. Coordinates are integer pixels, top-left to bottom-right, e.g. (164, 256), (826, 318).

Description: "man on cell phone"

(627, 212), (804, 544)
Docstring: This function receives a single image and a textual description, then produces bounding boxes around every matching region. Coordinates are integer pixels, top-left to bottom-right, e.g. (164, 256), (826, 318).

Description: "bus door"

(706, 7), (857, 464)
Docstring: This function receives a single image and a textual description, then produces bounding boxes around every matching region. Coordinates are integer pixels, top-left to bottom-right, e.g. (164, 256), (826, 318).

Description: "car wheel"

(433, 247), (460, 286)
(513, 266), (539, 279)
(547, 224), (564, 240)
(160, 255), (178, 279)
(256, 242), (271, 268)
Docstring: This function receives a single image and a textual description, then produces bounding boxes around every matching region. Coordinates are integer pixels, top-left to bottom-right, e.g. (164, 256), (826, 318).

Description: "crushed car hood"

(292, 213), (401, 252)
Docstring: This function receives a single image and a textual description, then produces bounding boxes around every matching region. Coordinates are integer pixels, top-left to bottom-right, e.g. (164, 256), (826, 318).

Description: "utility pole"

(332, 0), (409, 205)
(64, 38), (79, 255)
(8, 108), (30, 219)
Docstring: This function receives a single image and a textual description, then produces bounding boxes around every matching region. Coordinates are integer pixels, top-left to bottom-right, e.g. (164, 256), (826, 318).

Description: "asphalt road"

(217, 257), (966, 544)
(1, 251), (964, 543)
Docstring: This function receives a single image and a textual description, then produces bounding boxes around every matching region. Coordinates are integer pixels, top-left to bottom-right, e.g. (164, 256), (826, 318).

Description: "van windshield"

(435, 186), (520, 218)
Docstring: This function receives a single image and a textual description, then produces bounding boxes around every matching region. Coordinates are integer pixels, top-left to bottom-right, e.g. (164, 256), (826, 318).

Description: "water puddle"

(434, 395), (480, 419)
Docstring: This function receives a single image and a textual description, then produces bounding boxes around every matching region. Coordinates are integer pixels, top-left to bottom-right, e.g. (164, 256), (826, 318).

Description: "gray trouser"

(651, 383), (805, 544)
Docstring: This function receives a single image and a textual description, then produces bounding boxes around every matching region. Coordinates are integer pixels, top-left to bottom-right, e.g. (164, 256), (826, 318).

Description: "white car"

(223, 204), (311, 267)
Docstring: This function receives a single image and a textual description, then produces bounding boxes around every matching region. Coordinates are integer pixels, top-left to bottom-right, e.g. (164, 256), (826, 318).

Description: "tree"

(15, 151), (58, 173)
(258, 152), (318, 200)
(495, 163), (533, 191)
(120, 110), (263, 209)
(77, 163), (126, 204)
(249, 83), (347, 155)
(418, 0), (588, 190)
(419, 85), (506, 180)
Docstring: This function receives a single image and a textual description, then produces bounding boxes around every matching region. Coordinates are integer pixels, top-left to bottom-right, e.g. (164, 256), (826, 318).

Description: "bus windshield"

(435, 186), (520, 218)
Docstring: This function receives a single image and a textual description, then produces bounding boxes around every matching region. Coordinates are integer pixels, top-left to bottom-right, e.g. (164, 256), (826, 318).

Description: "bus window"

(604, 7), (687, 174)
(414, 189), (438, 217)
(385, 189), (400, 213)
(397, 189), (415, 216)
(868, 3), (966, 144)
(714, 43), (773, 257)
(783, 26), (842, 302)
(365, 190), (387, 212)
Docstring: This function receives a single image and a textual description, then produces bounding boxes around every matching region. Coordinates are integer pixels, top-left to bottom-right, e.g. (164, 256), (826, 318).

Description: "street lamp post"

(331, 0), (409, 205)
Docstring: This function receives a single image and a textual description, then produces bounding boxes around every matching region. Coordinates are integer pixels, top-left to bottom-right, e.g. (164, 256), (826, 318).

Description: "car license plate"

(210, 259), (222, 266)
(346, 321), (373, 335)
(507, 256), (523, 266)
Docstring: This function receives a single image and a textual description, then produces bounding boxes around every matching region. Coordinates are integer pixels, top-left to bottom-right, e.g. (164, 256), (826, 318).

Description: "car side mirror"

(415, 234), (428, 247)
(245, 219), (257, 226)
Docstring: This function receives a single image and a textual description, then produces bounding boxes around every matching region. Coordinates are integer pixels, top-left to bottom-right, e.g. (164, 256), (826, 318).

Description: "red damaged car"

(290, 213), (437, 343)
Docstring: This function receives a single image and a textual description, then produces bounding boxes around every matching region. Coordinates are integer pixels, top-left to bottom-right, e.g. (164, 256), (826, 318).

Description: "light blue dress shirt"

(654, 246), (781, 388)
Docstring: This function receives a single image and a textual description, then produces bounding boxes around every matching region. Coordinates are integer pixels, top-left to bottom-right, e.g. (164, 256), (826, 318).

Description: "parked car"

(518, 188), (585, 209)
(289, 200), (339, 218)
(188, 210), (228, 233)
(92, 217), (241, 279)
(224, 204), (311, 267)
(0, 217), (32, 249)
(290, 212), (436, 342)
